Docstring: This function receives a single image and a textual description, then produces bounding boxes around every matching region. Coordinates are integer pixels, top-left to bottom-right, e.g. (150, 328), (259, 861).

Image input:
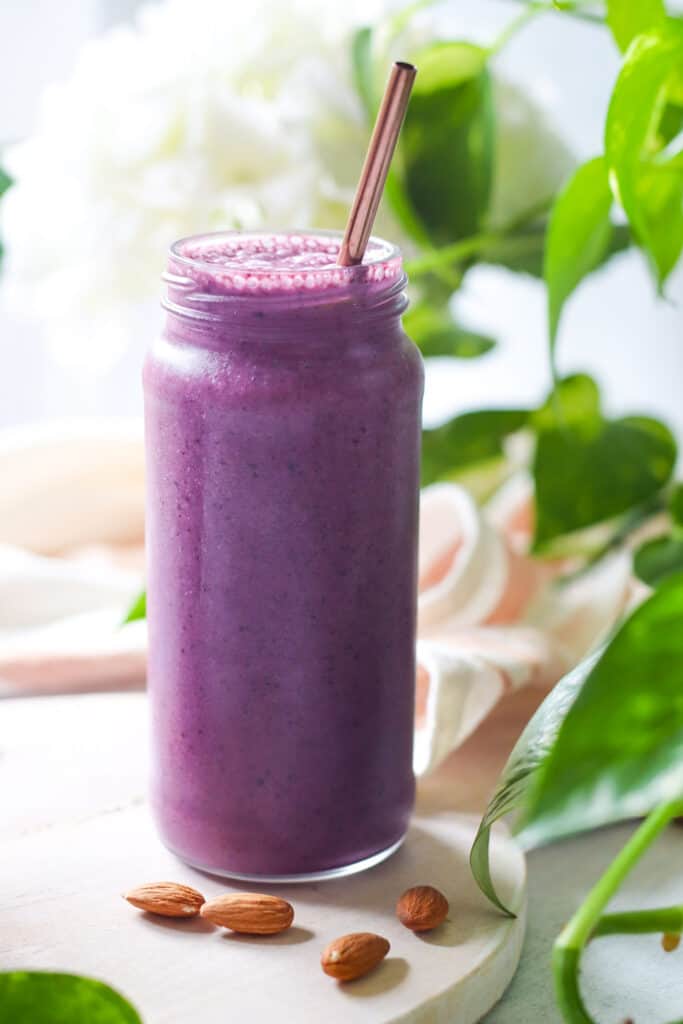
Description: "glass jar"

(144, 230), (423, 881)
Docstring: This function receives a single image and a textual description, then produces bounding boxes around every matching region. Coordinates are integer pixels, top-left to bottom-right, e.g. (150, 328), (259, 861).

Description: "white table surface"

(2, 688), (682, 1023)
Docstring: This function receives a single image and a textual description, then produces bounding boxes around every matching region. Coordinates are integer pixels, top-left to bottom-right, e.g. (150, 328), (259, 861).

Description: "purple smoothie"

(144, 230), (423, 879)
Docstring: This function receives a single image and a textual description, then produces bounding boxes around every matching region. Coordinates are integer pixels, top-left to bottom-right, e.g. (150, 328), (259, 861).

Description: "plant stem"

(558, 491), (667, 584)
(592, 905), (683, 938)
(387, 0), (440, 39)
(553, 799), (683, 1024)
(503, 194), (554, 232)
(404, 197), (553, 277)
(501, 0), (605, 27)
(490, 5), (541, 53)
(405, 234), (499, 275)
(404, 230), (544, 276)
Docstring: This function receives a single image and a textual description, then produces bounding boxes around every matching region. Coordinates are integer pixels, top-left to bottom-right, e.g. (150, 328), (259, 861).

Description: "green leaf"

(669, 482), (683, 526)
(0, 972), (142, 1023)
(421, 409), (528, 487)
(544, 157), (614, 357)
(484, 220), (630, 280)
(634, 535), (683, 587)
(0, 166), (12, 198)
(560, 492), (665, 570)
(470, 653), (599, 913)
(428, 327), (494, 359)
(399, 41), (494, 245)
(413, 270), (461, 308)
(518, 574), (683, 847)
(351, 26), (375, 118)
(384, 169), (434, 248)
(534, 416), (676, 548)
(481, 221), (547, 277)
(532, 373), (601, 431)
(606, 0), (665, 51)
(403, 303), (495, 358)
(634, 160), (683, 282)
(532, 377), (676, 549)
(123, 590), (146, 624)
(605, 26), (683, 287)
(657, 99), (683, 146)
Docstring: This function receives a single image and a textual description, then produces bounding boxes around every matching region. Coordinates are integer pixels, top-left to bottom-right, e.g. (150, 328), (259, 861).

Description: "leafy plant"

(421, 407), (528, 487)
(353, 2), (683, 1022)
(472, 574), (683, 873)
(633, 485), (683, 586)
(532, 408), (675, 552)
(422, 372), (677, 553)
(0, 973), (142, 1023)
(123, 590), (146, 624)
(402, 302), (496, 358)
(470, 651), (602, 915)
(544, 156), (614, 360)
(400, 41), (494, 246)
(470, 575), (683, 1021)
(605, 24), (683, 289)
(121, 3), (683, 1021)
(634, 534), (683, 586)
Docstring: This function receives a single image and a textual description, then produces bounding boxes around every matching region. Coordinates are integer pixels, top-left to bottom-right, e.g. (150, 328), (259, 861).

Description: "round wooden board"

(4, 798), (525, 1024)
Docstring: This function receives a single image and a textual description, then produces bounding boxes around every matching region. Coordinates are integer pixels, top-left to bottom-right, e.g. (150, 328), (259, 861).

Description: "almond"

(123, 881), (205, 918)
(200, 892), (294, 934)
(396, 885), (449, 932)
(321, 932), (390, 981)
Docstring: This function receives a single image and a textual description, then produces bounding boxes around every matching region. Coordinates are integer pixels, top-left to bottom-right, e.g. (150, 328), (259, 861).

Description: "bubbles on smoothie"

(174, 232), (401, 295)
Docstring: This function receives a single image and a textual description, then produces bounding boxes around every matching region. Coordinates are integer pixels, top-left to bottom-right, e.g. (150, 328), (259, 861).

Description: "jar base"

(164, 833), (406, 884)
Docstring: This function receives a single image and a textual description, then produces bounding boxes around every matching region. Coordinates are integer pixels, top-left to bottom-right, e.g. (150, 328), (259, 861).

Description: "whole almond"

(396, 885), (449, 932)
(321, 932), (390, 981)
(123, 882), (205, 918)
(200, 893), (294, 934)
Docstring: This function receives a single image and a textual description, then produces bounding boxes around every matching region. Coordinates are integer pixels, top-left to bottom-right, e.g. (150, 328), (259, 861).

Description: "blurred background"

(2, 0), (682, 435)
(3, 8), (683, 1022)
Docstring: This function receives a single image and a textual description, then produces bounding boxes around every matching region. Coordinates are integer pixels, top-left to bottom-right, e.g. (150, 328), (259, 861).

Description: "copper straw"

(337, 61), (417, 267)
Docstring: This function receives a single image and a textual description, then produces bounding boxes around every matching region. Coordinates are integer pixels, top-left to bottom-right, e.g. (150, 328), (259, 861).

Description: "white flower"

(2, 0), (392, 367)
(1, 0), (573, 369)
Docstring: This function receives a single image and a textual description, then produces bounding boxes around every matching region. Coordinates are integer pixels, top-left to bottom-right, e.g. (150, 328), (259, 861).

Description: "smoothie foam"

(173, 232), (403, 292)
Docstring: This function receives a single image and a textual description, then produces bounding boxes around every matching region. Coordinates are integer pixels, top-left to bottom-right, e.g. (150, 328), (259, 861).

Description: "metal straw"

(337, 61), (417, 267)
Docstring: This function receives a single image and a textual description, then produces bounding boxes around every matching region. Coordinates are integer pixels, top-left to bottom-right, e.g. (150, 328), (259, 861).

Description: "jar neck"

(163, 270), (408, 352)
(161, 230), (407, 353)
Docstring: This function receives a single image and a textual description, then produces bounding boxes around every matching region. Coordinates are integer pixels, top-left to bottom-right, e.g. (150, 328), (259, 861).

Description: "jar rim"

(163, 229), (407, 321)
(169, 228), (401, 282)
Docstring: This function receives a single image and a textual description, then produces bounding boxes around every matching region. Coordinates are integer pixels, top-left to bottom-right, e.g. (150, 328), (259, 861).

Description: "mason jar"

(144, 229), (423, 881)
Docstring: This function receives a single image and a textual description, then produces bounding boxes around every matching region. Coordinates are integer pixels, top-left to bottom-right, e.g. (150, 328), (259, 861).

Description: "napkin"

(414, 479), (632, 773)
(0, 421), (146, 694)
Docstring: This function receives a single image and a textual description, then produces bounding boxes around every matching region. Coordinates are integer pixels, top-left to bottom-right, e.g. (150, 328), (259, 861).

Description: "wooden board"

(1, 692), (526, 1024)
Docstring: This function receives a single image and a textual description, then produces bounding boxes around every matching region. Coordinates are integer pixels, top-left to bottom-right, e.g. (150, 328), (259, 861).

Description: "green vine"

(553, 800), (683, 1024)
(502, 0), (607, 26)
